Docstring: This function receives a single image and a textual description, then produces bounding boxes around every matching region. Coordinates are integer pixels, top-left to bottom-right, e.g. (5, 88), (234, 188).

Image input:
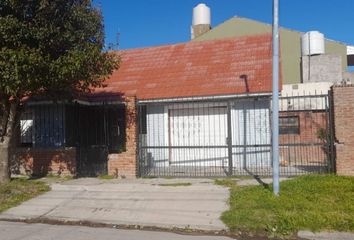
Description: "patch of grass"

(142, 176), (158, 179)
(214, 178), (238, 187)
(43, 173), (60, 178)
(97, 175), (115, 180)
(31, 173), (74, 180)
(46, 174), (74, 180)
(221, 175), (354, 237)
(158, 182), (192, 187)
(0, 178), (50, 213)
(214, 176), (256, 187)
(31, 174), (74, 184)
(63, 175), (74, 180)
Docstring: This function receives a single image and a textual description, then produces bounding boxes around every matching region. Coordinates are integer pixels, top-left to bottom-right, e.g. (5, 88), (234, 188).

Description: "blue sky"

(94, 0), (354, 50)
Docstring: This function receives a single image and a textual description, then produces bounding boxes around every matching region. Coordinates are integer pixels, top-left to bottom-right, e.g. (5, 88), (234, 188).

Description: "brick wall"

(279, 111), (327, 165)
(108, 96), (137, 178)
(332, 85), (354, 176)
(11, 148), (76, 176)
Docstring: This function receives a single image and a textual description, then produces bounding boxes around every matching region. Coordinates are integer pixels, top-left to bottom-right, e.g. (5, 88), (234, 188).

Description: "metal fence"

(137, 93), (334, 177)
(17, 102), (126, 177)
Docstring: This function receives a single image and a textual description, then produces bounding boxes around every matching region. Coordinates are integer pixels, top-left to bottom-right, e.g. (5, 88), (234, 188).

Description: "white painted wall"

(169, 106), (228, 166)
(282, 82), (332, 96)
(280, 82), (331, 111)
(146, 105), (168, 167)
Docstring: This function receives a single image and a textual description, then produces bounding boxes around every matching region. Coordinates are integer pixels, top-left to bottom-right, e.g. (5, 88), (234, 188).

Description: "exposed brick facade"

(108, 96), (137, 178)
(11, 96), (138, 178)
(11, 148), (76, 176)
(332, 85), (354, 176)
(279, 111), (327, 166)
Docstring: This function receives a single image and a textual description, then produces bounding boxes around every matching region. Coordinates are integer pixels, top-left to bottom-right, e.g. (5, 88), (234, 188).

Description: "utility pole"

(272, 0), (280, 195)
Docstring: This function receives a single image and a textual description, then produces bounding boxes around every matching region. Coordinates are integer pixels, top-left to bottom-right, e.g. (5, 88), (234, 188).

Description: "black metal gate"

(77, 145), (108, 177)
(65, 104), (126, 177)
(137, 93), (335, 177)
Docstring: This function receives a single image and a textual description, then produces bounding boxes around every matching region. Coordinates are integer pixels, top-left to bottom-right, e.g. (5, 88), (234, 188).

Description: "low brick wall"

(108, 96), (137, 178)
(11, 148), (76, 176)
(279, 111), (327, 166)
(332, 85), (354, 176)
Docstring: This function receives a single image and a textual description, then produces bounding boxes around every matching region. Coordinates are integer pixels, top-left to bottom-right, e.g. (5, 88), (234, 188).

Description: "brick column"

(108, 96), (137, 178)
(332, 85), (354, 176)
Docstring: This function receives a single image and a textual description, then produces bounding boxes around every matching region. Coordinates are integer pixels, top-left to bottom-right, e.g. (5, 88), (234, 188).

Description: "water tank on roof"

(192, 3), (211, 26)
(301, 31), (325, 56)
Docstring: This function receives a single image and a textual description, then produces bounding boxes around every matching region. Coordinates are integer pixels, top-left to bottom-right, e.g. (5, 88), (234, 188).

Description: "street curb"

(0, 217), (238, 238)
(298, 230), (354, 240)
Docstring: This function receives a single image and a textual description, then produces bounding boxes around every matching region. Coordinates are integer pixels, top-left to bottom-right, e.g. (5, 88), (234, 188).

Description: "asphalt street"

(0, 221), (235, 240)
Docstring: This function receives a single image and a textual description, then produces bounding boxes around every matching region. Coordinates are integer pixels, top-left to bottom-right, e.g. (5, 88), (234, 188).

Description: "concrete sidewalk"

(0, 178), (229, 231)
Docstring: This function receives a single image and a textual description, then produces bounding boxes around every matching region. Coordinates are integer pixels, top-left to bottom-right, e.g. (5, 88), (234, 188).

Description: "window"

(20, 110), (34, 146)
(65, 105), (126, 153)
(279, 116), (300, 134)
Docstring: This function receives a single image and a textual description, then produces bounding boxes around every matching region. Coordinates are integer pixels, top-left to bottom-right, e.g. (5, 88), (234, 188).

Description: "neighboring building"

(190, 12), (353, 87)
(347, 45), (354, 66)
(345, 45), (354, 82)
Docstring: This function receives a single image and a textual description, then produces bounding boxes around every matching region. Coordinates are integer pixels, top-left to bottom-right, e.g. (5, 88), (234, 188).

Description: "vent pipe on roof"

(191, 3), (211, 40)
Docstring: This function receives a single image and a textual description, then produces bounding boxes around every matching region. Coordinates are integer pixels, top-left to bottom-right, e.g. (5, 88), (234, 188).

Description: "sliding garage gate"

(137, 94), (334, 177)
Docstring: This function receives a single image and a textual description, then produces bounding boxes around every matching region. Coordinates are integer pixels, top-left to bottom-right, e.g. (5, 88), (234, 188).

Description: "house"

(13, 33), (276, 178)
(11, 4), (339, 178)
(9, 4), (353, 178)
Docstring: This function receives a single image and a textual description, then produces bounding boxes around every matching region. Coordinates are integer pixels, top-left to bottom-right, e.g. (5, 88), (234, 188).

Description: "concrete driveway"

(0, 178), (229, 231)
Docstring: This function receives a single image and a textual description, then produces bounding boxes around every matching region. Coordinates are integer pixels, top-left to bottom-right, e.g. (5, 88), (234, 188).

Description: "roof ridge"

(110, 33), (272, 54)
(211, 16), (349, 46)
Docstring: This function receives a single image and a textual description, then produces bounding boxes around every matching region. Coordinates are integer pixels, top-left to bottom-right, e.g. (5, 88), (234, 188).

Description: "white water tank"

(192, 3), (211, 26)
(301, 31), (325, 56)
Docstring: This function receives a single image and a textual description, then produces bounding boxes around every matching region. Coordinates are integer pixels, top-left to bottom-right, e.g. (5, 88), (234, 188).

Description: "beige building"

(190, 5), (353, 90)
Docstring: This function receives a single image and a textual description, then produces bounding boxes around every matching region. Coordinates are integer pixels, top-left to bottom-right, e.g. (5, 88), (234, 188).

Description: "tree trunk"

(0, 101), (19, 183)
(0, 143), (10, 183)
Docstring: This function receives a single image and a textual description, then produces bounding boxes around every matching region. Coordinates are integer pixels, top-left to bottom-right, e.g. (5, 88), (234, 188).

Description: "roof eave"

(137, 92), (272, 104)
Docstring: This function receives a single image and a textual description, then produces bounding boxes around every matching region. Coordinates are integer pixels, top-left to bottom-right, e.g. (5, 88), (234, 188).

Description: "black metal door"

(66, 104), (125, 177)
(77, 145), (108, 177)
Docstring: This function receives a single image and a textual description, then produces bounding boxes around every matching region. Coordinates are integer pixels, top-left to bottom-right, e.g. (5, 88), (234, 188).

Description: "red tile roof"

(94, 34), (276, 100)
